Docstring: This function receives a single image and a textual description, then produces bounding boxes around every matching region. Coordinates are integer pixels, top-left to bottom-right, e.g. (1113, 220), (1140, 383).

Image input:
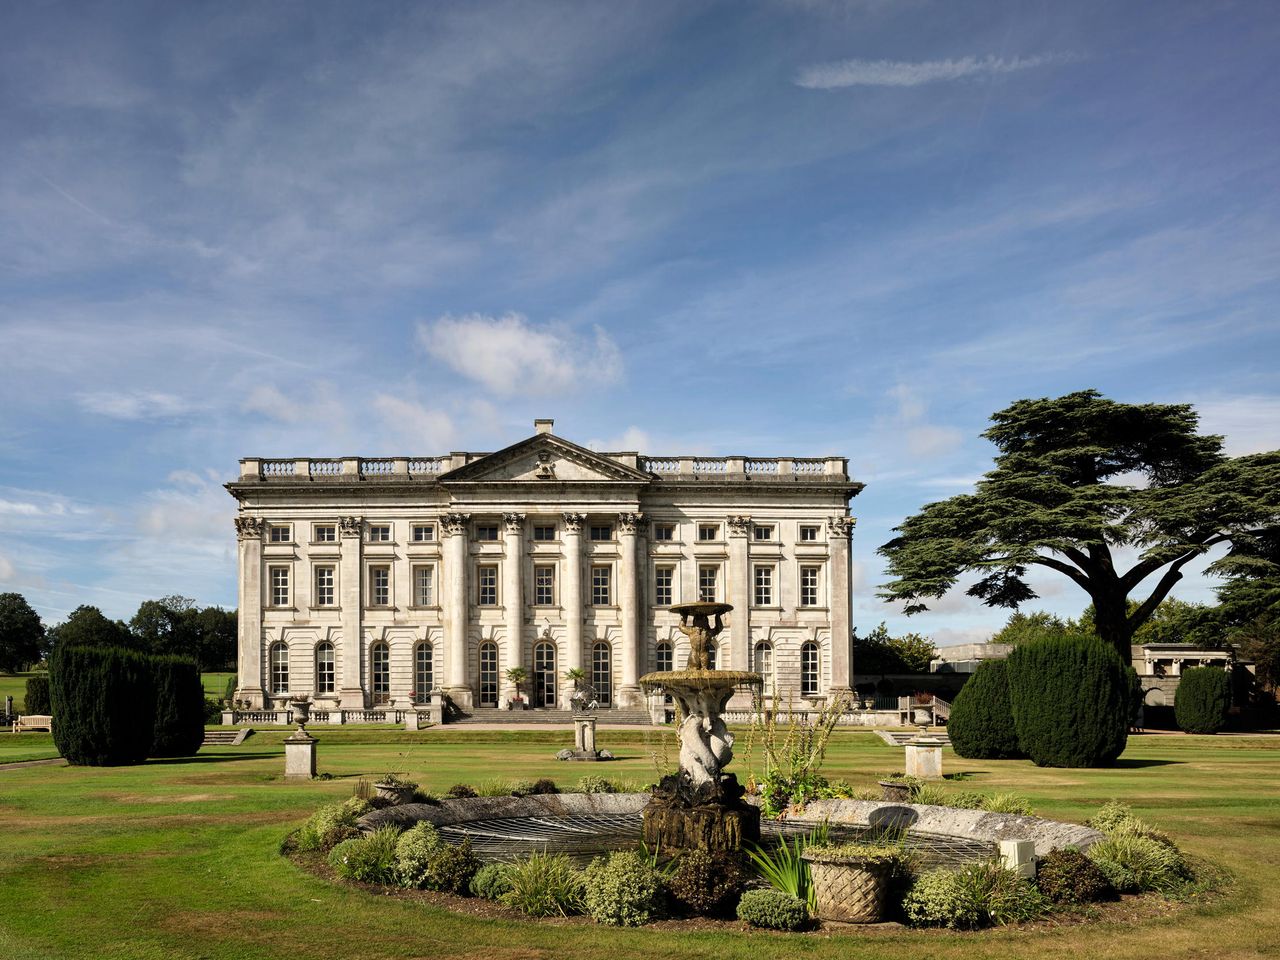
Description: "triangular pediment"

(438, 434), (651, 484)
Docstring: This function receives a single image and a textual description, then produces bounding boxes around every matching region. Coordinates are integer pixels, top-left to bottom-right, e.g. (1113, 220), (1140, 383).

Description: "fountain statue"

(639, 602), (762, 852)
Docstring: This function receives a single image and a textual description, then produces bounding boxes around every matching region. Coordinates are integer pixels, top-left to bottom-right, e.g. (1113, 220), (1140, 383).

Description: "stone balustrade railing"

(638, 456), (847, 480)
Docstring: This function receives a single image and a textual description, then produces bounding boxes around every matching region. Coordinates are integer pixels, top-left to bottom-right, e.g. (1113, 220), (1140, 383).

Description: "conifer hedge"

(1174, 666), (1230, 734)
(1005, 633), (1129, 768)
(24, 674), (51, 714)
(150, 655), (206, 757)
(947, 659), (1023, 759)
(49, 645), (156, 766)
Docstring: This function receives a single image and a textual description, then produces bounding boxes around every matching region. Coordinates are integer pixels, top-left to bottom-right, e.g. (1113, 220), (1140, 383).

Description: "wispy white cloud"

(1191, 395), (1280, 457)
(795, 53), (1081, 89)
(77, 390), (195, 420)
(371, 396), (456, 451)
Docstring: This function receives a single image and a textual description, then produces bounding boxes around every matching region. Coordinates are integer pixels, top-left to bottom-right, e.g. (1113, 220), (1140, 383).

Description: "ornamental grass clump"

(665, 849), (751, 917)
(328, 825), (401, 885)
(583, 851), (664, 926)
(736, 888), (809, 931)
(500, 852), (586, 917)
(1035, 848), (1116, 904)
(1087, 832), (1189, 894)
(904, 861), (1048, 929)
(978, 793), (1035, 816)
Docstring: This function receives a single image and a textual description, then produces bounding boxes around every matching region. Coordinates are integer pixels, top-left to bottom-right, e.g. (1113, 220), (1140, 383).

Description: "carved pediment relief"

(439, 434), (649, 484)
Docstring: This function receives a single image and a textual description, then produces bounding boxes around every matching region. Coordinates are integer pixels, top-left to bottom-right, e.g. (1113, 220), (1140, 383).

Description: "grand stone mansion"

(226, 420), (862, 714)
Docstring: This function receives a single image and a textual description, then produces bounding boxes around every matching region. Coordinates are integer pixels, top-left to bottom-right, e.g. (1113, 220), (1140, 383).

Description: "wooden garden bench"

(13, 715), (52, 733)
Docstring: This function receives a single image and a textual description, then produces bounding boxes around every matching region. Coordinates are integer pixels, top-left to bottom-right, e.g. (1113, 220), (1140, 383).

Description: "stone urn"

(288, 696), (312, 729)
(877, 778), (913, 802)
(802, 845), (900, 923)
(912, 706), (932, 726)
(373, 778), (418, 805)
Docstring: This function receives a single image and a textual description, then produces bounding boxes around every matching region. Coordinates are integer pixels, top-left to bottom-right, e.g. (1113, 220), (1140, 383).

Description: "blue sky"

(2, 0), (1278, 645)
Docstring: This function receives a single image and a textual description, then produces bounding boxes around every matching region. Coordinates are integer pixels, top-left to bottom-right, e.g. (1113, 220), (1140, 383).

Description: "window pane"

(592, 642), (612, 706)
(315, 566), (334, 606)
(316, 643), (334, 695)
(754, 565), (773, 606)
(590, 525), (613, 541)
(534, 565), (555, 605)
(698, 565), (717, 602)
(414, 566), (434, 606)
(478, 565), (497, 605)
(800, 566), (819, 607)
(414, 644), (433, 702)
(654, 567), (673, 606)
(412, 524), (434, 542)
(533, 525), (556, 541)
(315, 525), (335, 542)
(371, 567), (390, 606)
(592, 566), (611, 605)
(270, 643), (289, 694)
(480, 642), (499, 705)
(801, 642), (819, 696)
(656, 641), (673, 673)
(271, 566), (290, 607)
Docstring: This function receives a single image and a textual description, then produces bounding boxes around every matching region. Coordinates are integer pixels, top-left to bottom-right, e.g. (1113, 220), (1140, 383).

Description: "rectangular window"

(411, 523), (435, 542)
(369, 566), (390, 606)
(589, 524), (613, 542)
(800, 565), (820, 607)
(592, 565), (612, 605)
(698, 564), (718, 602)
(654, 566), (673, 606)
(475, 525), (499, 542)
(314, 566), (334, 607)
(477, 565), (498, 605)
(269, 524), (290, 543)
(270, 566), (290, 607)
(753, 524), (773, 541)
(314, 524), (336, 543)
(799, 525), (819, 542)
(754, 565), (774, 606)
(367, 524), (391, 543)
(413, 565), (434, 606)
(534, 565), (555, 605)
(652, 522), (675, 541)
(698, 523), (719, 542)
(533, 524), (557, 541)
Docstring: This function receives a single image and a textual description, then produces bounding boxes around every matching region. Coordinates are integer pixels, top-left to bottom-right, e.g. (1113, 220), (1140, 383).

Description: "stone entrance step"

(876, 730), (952, 747)
(202, 728), (252, 746)
(454, 707), (655, 726)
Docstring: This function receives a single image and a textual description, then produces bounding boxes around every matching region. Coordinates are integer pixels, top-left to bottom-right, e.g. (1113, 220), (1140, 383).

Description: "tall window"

(411, 523), (435, 542)
(269, 524), (290, 542)
(414, 643), (434, 702)
(753, 641), (773, 694)
(592, 565), (612, 605)
(370, 642), (390, 705)
(413, 565), (434, 606)
(656, 640), (673, 673)
(477, 565), (498, 605)
(652, 522), (675, 541)
(314, 566), (334, 607)
(367, 524), (391, 542)
(533, 641), (555, 707)
(314, 524), (336, 542)
(315, 642), (335, 695)
(589, 524), (613, 541)
(533, 524), (557, 541)
(270, 566), (290, 607)
(369, 566), (390, 606)
(698, 564), (718, 602)
(799, 566), (820, 607)
(479, 642), (498, 706)
(654, 566), (673, 606)
(534, 565), (555, 605)
(801, 641), (820, 696)
(753, 565), (773, 606)
(592, 642), (612, 706)
(269, 641), (289, 694)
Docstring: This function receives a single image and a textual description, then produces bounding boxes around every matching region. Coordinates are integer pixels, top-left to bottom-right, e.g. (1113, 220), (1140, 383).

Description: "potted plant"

(876, 772), (921, 802)
(912, 691), (934, 726)
(505, 666), (529, 710)
(372, 772), (418, 805)
(801, 841), (904, 923)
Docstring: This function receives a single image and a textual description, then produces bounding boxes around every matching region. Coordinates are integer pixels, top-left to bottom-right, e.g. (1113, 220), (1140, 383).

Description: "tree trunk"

(1092, 591), (1134, 665)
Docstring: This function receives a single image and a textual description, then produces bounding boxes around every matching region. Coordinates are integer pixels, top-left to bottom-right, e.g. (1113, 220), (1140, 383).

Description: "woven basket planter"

(802, 851), (894, 923)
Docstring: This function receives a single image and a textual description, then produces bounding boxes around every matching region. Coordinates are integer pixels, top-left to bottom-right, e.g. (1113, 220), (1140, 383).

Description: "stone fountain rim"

(639, 669), (762, 690)
(668, 601), (735, 617)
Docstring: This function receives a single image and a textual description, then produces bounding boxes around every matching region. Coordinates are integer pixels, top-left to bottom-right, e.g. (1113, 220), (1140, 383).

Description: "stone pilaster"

(727, 515), (751, 672)
(442, 512), (473, 709)
(234, 516), (265, 707)
(561, 512), (584, 709)
(827, 516), (856, 700)
(501, 512), (526, 708)
(338, 516), (366, 709)
(617, 511), (643, 706)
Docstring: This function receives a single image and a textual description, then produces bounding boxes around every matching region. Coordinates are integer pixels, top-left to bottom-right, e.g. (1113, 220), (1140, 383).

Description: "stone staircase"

(202, 728), (253, 747)
(454, 707), (656, 726)
(876, 730), (951, 747)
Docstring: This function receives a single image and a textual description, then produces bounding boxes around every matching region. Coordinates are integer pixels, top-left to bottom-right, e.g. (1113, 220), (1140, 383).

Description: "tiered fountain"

(639, 602), (762, 851)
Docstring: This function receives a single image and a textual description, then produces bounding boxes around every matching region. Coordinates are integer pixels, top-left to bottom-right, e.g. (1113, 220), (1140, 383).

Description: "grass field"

(202, 672), (235, 701)
(1, 726), (1277, 960)
(0, 671), (38, 712)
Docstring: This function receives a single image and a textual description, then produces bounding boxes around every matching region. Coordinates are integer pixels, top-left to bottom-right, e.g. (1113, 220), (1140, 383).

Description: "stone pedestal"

(284, 730), (317, 780)
(426, 701), (444, 725)
(220, 710), (235, 725)
(904, 735), (944, 779)
(404, 711), (421, 731)
(574, 716), (597, 754)
(999, 839), (1037, 879)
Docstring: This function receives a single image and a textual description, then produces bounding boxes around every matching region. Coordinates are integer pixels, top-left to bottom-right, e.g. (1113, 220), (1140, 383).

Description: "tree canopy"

(880, 391), (1280, 663)
(46, 605), (135, 652)
(852, 622), (938, 673)
(0, 592), (45, 672)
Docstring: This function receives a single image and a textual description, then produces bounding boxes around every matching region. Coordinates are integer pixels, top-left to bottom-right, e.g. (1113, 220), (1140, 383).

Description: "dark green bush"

(444, 783), (478, 799)
(1175, 666), (1230, 734)
(947, 660), (1023, 759)
(470, 863), (513, 900)
(393, 822), (443, 887)
(577, 775), (619, 794)
(736, 888), (808, 931)
(23, 675), (50, 715)
(666, 849), (750, 916)
(327, 826), (401, 884)
(510, 777), (560, 797)
(1035, 848), (1115, 904)
(583, 851), (664, 926)
(295, 798), (372, 852)
(904, 862), (1048, 929)
(50, 645), (155, 765)
(421, 840), (481, 894)
(150, 655), (206, 758)
(1006, 633), (1129, 767)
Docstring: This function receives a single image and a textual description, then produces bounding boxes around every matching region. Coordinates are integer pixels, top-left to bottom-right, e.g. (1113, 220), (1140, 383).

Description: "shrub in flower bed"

(294, 797), (372, 852)
(1087, 833), (1189, 894)
(583, 851), (664, 926)
(501, 852), (586, 917)
(904, 861), (1048, 929)
(666, 849), (750, 917)
(444, 783), (478, 799)
(510, 778), (560, 797)
(394, 822), (442, 887)
(328, 826), (401, 884)
(577, 775), (619, 794)
(736, 888), (809, 931)
(470, 863), (513, 900)
(422, 840), (481, 894)
(1035, 848), (1115, 904)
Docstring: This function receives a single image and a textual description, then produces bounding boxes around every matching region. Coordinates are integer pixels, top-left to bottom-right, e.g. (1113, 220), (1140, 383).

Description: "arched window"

(315, 642), (335, 695)
(656, 640), (673, 673)
(800, 641), (820, 697)
(414, 643), (434, 703)
(753, 640), (773, 694)
(592, 641), (612, 706)
(269, 641), (289, 694)
(371, 642), (390, 705)
(533, 640), (556, 707)
(479, 641), (499, 706)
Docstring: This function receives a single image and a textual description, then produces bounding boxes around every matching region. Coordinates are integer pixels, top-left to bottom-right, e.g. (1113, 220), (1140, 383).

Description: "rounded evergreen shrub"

(904, 862), (1048, 929)
(947, 659), (1023, 759)
(1005, 633), (1129, 768)
(49, 645), (155, 766)
(583, 851), (663, 926)
(150, 655), (206, 758)
(421, 840), (481, 894)
(1035, 848), (1115, 904)
(577, 775), (619, 794)
(295, 798), (371, 852)
(736, 888), (808, 931)
(1175, 666), (1230, 734)
(23, 674), (51, 715)
(665, 849), (750, 917)
(470, 862), (513, 900)
(394, 822), (442, 887)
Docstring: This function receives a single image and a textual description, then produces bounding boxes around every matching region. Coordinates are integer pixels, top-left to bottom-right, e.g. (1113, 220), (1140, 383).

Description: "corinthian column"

(827, 516), (856, 702)
(727, 515), (751, 672)
(234, 516), (265, 707)
(561, 513), (584, 709)
(338, 516), (366, 709)
(443, 512), (473, 709)
(617, 511), (643, 707)
(501, 512), (525, 708)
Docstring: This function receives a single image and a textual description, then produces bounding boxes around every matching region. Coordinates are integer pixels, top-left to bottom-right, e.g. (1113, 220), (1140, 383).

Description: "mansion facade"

(226, 420), (863, 713)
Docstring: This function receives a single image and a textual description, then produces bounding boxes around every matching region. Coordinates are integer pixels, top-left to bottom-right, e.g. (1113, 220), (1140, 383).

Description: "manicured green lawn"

(202, 671), (235, 701)
(0, 671), (38, 712)
(1, 727), (1277, 960)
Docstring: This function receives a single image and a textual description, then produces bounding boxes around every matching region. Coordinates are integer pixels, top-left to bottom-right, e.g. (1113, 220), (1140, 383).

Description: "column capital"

(339, 516), (363, 539)
(442, 512), (471, 536)
(827, 516), (856, 539)
(617, 511), (644, 535)
(503, 512), (527, 534)
(727, 515), (752, 537)
(562, 512), (585, 533)
(234, 516), (264, 540)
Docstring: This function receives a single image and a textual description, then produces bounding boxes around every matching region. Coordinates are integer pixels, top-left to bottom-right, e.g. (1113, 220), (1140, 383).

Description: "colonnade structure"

(226, 420), (863, 715)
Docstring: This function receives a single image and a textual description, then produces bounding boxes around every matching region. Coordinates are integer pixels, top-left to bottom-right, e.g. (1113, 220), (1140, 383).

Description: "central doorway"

(534, 640), (557, 707)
